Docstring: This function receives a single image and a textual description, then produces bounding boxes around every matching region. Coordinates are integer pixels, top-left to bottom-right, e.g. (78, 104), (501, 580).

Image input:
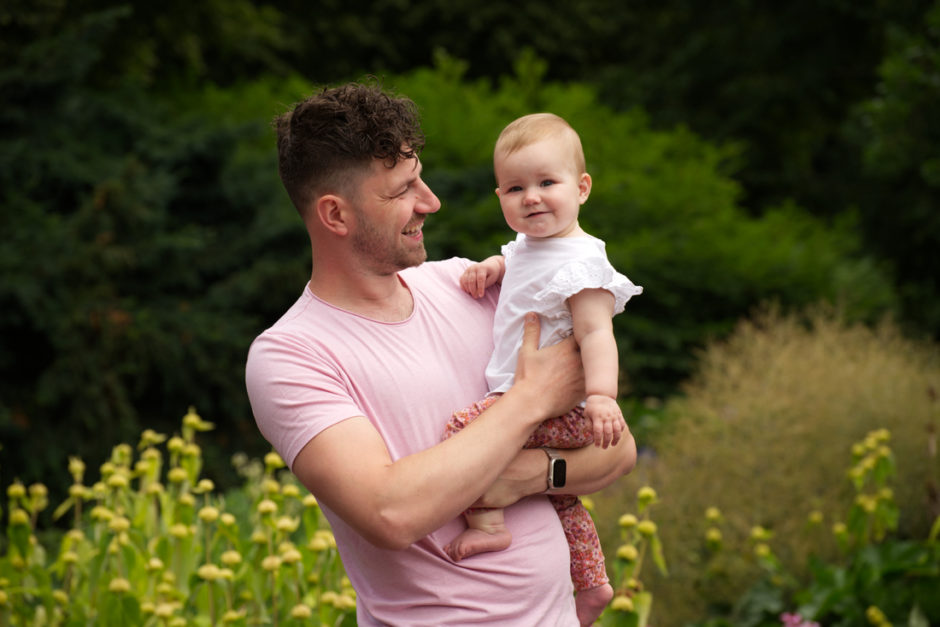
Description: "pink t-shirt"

(246, 258), (577, 626)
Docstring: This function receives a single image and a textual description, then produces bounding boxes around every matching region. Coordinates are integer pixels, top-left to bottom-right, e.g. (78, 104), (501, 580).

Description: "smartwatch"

(542, 448), (566, 490)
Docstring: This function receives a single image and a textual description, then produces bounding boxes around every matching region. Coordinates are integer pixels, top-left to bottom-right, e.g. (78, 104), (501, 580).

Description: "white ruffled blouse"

(485, 233), (643, 395)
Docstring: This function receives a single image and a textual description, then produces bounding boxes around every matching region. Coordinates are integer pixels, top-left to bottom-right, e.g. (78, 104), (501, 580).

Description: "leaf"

(649, 535), (669, 576)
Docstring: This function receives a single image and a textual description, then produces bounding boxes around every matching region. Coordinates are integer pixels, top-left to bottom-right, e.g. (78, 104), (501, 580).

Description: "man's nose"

(416, 179), (441, 213)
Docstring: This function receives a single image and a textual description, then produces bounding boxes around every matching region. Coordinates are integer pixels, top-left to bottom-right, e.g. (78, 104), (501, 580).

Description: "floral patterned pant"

(443, 395), (609, 591)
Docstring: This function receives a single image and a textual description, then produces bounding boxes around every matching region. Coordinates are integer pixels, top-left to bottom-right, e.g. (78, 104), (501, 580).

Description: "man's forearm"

(474, 428), (637, 508)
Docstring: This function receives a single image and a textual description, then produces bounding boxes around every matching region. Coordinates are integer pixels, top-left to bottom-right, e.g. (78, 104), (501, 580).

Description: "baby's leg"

(551, 495), (612, 626)
(444, 507), (512, 561)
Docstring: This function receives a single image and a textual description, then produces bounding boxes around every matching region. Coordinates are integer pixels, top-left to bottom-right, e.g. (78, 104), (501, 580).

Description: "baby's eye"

(539, 179), (555, 187)
(507, 185), (523, 193)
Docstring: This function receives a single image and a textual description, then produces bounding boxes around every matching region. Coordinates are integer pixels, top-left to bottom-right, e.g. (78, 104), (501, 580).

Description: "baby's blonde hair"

(494, 113), (586, 176)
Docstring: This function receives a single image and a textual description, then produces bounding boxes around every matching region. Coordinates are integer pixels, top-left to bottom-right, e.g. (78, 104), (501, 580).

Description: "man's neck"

(309, 265), (415, 322)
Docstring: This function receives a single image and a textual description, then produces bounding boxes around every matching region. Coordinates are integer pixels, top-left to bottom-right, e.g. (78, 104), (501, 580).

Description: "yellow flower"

(282, 483), (301, 498)
(107, 473), (129, 489)
(705, 527), (723, 547)
(6, 482), (26, 499)
(52, 590), (68, 605)
(147, 557), (165, 571)
(10, 509), (30, 526)
(68, 456), (86, 480)
(617, 544), (638, 561)
(169, 523), (190, 539)
(183, 443), (201, 458)
(581, 497), (595, 512)
(281, 548), (303, 564)
(221, 550), (242, 566)
(223, 610), (245, 623)
(265, 451), (286, 469)
(807, 510), (824, 525)
(611, 595), (634, 612)
(198, 506), (220, 523)
(195, 479), (215, 493)
(618, 514), (638, 528)
(303, 494), (319, 508)
(154, 602), (175, 618)
(309, 536), (330, 552)
(178, 492), (195, 507)
(637, 520), (657, 537)
(276, 516), (299, 533)
(320, 591), (339, 606)
(263, 479), (281, 495)
(336, 594), (357, 610)
(258, 499), (277, 516)
(108, 578), (131, 593)
(167, 437), (185, 453)
(290, 603), (313, 619)
(61, 551), (79, 564)
(108, 516), (130, 533)
(637, 486), (658, 505)
(261, 555), (281, 571)
(167, 467), (188, 484)
(705, 506), (722, 522)
(0, 590), (9, 606)
(197, 564), (222, 581)
(750, 525), (771, 541)
(220, 513), (236, 527)
(754, 543), (771, 558)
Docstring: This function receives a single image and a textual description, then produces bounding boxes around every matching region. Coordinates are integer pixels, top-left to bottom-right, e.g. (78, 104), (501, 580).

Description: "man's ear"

(578, 173), (593, 203)
(314, 194), (351, 235)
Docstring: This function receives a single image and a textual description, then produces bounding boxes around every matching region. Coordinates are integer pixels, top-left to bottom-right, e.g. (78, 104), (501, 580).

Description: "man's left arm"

(472, 430), (637, 508)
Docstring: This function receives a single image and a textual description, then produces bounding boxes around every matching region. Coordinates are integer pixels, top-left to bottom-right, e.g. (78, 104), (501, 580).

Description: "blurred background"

(1, 1), (938, 620)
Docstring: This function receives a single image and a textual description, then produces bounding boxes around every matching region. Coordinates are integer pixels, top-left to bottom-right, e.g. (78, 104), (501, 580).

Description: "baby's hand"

(459, 256), (504, 299)
(584, 394), (626, 449)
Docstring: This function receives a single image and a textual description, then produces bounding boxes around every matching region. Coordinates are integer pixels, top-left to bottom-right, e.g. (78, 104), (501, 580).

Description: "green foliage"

(0, 409), (356, 626)
(595, 307), (940, 625)
(846, 1), (940, 335)
(0, 13), (309, 497)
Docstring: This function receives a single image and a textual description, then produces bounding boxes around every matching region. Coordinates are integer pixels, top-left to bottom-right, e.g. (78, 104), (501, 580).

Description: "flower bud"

(704, 507), (722, 522)
(197, 564), (222, 581)
(637, 486), (658, 505)
(617, 544), (638, 561)
(10, 509), (30, 526)
(611, 595), (634, 612)
(276, 516), (299, 533)
(290, 603), (313, 619)
(198, 506), (220, 523)
(261, 555), (281, 571)
(257, 499), (277, 516)
(220, 513), (236, 527)
(167, 437), (185, 453)
(264, 452), (286, 470)
(221, 550), (242, 566)
(618, 514), (637, 529)
(7, 482), (26, 499)
(282, 484), (300, 498)
(637, 520), (657, 537)
(303, 494), (319, 508)
(167, 467), (188, 484)
(109, 578), (131, 593)
(195, 479), (215, 493)
(108, 516), (130, 533)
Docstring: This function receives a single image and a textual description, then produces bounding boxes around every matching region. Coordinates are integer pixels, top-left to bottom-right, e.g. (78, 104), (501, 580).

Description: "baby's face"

(494, 136), (590, 240)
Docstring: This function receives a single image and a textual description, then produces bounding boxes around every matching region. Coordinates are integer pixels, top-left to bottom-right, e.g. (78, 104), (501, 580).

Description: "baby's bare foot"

(575, 582), (614, 626)
(444, 528), (512, 561)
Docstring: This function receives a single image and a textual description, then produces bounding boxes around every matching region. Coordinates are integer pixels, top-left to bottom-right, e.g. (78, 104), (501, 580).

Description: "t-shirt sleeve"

(533, 256), (643, 321)
(245, 331), (363, 470)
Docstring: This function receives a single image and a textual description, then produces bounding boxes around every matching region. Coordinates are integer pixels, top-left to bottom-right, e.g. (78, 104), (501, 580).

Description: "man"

(245, 82), (636, 625)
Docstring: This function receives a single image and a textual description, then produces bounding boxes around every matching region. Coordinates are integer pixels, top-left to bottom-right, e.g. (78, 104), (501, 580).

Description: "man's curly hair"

(275, 82), (425, 215)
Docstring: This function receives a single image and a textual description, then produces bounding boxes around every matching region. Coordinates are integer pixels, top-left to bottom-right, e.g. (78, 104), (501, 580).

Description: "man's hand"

(512, 313), (585, 419)
(459, 255), (505, 298)
(584, 394), (626, 448)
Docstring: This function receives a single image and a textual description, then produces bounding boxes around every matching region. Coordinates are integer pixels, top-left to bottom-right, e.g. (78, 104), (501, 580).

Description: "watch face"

(552, 459), (567, 488)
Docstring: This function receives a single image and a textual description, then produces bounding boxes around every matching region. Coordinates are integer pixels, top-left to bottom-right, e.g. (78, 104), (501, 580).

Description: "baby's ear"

(494, 186), (501, 198)
(578, 173), (593, 202)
